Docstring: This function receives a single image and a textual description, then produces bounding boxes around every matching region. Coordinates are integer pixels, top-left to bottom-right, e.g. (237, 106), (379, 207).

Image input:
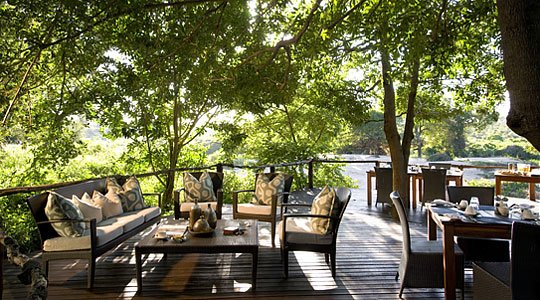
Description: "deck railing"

(0, 158), (517, 197)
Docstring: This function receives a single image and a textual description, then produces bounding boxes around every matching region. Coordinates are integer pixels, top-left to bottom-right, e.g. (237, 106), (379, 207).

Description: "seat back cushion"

(183, 171), (217, 202)
(310, 185), (337, 234)
(45, 192), (86, 237)
(252, 173), (285, 205)
(73, 193), (103, 223)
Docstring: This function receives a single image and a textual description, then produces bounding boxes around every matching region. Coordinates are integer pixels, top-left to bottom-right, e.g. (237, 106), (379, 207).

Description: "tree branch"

(0, 225), (48, 299)
(326, 0), (368, 30)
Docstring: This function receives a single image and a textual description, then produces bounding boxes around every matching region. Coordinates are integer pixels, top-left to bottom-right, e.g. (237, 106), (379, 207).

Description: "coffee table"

(135, 219), (258, 291)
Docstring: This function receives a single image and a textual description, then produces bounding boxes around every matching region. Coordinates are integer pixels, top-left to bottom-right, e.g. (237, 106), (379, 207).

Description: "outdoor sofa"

(27, 177), (161, 288)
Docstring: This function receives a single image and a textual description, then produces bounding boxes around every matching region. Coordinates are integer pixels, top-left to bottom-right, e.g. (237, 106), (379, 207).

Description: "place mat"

(431, 205), (516, 225)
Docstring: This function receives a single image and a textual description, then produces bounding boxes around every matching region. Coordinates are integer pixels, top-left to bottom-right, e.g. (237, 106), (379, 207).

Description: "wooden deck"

(2, 188), (473, 299)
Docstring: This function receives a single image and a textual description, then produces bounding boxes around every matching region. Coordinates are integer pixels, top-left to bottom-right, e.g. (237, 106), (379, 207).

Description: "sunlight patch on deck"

(294, 251), (337, 290)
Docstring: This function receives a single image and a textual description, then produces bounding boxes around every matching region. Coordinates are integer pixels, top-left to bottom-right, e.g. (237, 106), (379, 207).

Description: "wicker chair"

(390, 191), (464, 298)
(374, 167), (393, 207)
(279, 187), (351, 278)
(421, 168), (447, 207)
(473, 221), (540, 300)
(173, 171), (224, 220)
(447, 186), (509, 262)
(232, 173), (293, 247)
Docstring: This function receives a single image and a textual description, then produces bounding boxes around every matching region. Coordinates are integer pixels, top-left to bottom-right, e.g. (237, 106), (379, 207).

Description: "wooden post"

(308, 159), (314, 189)
(270, 166), (276, 173)
(216, 163), (223, 173)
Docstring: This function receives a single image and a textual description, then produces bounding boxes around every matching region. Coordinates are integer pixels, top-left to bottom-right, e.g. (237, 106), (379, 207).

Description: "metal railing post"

(308, 159), (314, 188)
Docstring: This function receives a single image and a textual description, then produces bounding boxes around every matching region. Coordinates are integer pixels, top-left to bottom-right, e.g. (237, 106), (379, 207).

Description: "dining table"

(427, 199), (538, 300)
(495, 170), (540, 201)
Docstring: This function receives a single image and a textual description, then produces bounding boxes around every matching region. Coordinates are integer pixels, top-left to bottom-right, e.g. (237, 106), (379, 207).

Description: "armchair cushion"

(238, 203), (272, 215)
(43, 223), (123, 251)
(253, 173), (284, 205)
(278, 218), (333, 245)
(92, 190), (123, 219)
(183, 170), (216, 202)
(45, 192), (86, 237)
(310, 185), (337, 234)
(180, 201), (218, 213)
(73, 193), (103, 223)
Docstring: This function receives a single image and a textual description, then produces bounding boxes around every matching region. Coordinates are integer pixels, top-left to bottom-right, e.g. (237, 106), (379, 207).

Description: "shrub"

(0, 194), (41, 253)
(427, 153), (453, 161)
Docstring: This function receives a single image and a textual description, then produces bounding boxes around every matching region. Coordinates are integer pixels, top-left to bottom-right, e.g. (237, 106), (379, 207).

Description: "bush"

(0, 194), (41, 253)
(427, 153), (453, 161)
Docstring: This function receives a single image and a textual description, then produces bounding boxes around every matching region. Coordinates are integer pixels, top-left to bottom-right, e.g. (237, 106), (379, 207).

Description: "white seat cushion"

(278, 218), (333, 245)
(237, 203), (272, 215)
(43, 224), (123, 251)
(97, 213), (144, 233)
(136, 206), (161, 222)
(180, 202), (218, 213)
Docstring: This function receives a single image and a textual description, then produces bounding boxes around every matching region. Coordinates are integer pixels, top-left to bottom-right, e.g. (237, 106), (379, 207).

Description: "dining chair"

(279, 187), (351, 278)
(473, 221), (540, 300)
(173, 171), (224, 219)
(374, 167), (393, 207)
(232, 173), (294, 247)
(447, 186), (510, 262)
(421, 168), (447, 207)
(390, 191), (464, 298)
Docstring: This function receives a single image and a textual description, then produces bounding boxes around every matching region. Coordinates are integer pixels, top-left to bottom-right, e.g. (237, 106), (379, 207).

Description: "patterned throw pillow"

(106, 177), (123, 194)
(252, 173), (285, 206)
(183, 171), (216, 203)
(92, 190), (123, 219)
(45, 192), (86, 237)
(73, 193), (103, 223)
(118, 176), (147, 211)
(310, 185), (337, 234)
(106, 176), (147, 212)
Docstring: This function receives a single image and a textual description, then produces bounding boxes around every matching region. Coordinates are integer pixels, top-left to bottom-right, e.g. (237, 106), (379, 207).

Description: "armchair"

(232, 173), (293, 247)
(279, 187), (351, 278)
(173, 171), (223, 220)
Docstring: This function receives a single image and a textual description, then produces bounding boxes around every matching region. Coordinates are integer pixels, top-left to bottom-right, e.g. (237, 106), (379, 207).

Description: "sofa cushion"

(237, 203), (272, 215)
(106, 177), (123, 194)
(136, 206), (161, 222)
(278, 218), (333, 245)
(43, 223), (123, 251)
(73, 194), (103, 224)
(253, 173), (284, 205)
(180, 202), (218, 213)
(310, 185), (336, 234)
(97, 213), (144, 233)
(118, 176), (147, 212)
(45, 192), (86, 237)
(183, 171), (216, 203)
(92, 190), (123, 219)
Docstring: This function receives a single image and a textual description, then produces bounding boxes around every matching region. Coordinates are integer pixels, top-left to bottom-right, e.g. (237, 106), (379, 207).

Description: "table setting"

(429, 197), (540, 225)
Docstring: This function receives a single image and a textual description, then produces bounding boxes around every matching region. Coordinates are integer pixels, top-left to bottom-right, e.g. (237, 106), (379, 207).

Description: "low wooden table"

(135, 219), (258, 291)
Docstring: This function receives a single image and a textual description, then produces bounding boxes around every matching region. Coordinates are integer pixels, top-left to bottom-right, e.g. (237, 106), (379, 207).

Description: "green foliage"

(0, 194), (41, 253)
(339, 110), (388, 155)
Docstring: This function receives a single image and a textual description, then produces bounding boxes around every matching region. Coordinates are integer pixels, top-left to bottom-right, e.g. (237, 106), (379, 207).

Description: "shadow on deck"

(2, 188), (472, 299)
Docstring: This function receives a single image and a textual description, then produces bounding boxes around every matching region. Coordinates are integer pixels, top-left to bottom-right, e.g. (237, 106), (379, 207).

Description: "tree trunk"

(497, 0), (540, 150)
(381, 49), (409, 211)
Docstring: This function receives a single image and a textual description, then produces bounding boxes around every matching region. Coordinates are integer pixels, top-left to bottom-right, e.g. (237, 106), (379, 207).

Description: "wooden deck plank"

(2, 188), (473, 299)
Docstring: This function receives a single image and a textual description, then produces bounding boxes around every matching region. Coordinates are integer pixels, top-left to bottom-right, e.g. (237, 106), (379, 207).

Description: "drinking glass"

(470, 197), (480, 211)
